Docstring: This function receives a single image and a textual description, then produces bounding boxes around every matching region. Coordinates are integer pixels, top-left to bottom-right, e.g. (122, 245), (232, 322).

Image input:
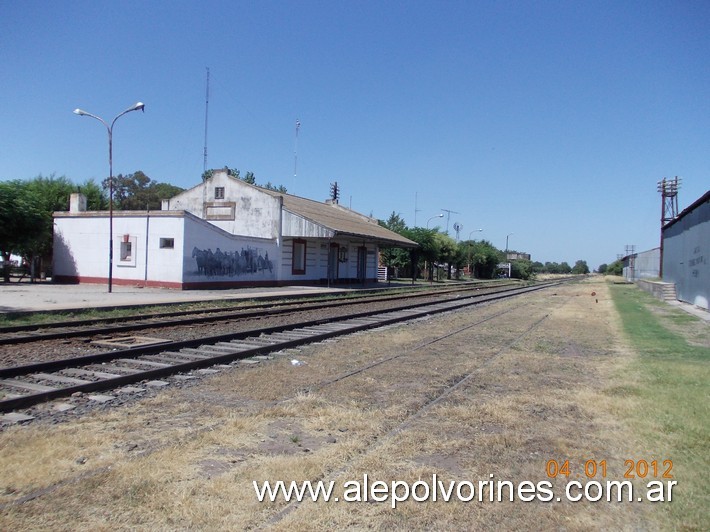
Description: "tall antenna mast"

(293, 119), (300, 193)
(202, 67), (210, 174)
(414, 192), (422, 227)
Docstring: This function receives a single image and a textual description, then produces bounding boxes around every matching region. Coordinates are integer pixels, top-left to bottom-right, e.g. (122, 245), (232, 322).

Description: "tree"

(544, 261), (560, 274)
(378, 213), (411, 275)
(605, 260), (623, 276)
(597, 263), (608, 274)
(0, 178), (63, 281)
(559, 262), (572, 274)
(467, 239), (502, 279)
(202, 167), (286, 192)
(149, 182), (185, 207)
(103, 171), (184, 210)
(262, 182), (288, 193)
(571, 260), (590, 275)
(0, 181), (33, 280)
(433, 232), (457, 280)
(510, 259), (534, 280)
(403, 227), (439, 281)
(202, 167), (240, 181)
(79, 179), (108, 210)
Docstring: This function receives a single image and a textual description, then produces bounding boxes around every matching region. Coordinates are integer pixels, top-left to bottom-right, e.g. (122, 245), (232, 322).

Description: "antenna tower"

(441, 208), (460, 235)
(203, 67), (210, 174)
(657, 176), (681, 278)
(658, 176), (681, 224)
(414, 192), (422, 227)
(330, 181), (340, 204)
(293, 119), (300, 193)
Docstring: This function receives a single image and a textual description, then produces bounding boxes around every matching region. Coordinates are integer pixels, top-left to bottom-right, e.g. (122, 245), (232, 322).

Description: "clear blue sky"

(2, 0), (708, 269)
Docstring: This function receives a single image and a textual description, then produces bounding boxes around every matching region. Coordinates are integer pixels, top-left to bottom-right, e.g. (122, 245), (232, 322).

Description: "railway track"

(0, 280), (567, 413)
(0, 281), (517, 345)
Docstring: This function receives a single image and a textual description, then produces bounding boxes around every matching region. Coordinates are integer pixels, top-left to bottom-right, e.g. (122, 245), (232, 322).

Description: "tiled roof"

(262, 189), (417, 247)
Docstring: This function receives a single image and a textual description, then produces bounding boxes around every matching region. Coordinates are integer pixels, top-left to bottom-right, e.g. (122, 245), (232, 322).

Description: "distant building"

(53, 170), (417, 289)
(621, 247), (660, 282)
(661, 190), (710, 309)
(506, 252), (531, 261)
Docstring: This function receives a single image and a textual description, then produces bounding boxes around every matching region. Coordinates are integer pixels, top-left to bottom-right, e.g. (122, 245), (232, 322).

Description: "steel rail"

(0, 281), (567, 412)
(0, 281), (517, 344)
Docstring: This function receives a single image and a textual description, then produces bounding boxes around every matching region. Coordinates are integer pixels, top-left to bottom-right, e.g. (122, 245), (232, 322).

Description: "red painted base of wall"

(53, 275), (380, 291)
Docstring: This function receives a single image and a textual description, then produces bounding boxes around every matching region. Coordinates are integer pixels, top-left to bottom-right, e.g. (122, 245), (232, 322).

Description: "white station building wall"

(53, 213), (186, 287)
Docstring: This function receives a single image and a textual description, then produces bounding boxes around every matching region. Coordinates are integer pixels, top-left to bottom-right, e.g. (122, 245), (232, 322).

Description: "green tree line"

(0, 172), (183, 281)
(378, 212), (593, 282)
(201, 167), (287, 193)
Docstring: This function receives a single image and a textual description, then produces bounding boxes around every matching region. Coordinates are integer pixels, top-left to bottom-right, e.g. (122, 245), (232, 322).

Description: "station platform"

(0, 280), (409, 315)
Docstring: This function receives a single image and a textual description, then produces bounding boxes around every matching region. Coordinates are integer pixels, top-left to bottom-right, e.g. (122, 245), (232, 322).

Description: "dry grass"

(0, 278), (698, 529)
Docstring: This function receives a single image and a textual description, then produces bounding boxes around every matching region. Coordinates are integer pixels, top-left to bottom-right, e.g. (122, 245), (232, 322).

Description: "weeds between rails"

(0, 281), (568, 414)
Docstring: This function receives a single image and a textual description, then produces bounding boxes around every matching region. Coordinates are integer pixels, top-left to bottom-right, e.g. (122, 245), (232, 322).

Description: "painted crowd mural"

(190, 246), (274, 278)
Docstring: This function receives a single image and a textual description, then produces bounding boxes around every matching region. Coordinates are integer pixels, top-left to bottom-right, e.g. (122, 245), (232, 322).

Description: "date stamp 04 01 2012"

(546, 459), (676, 502)
(546, 459), (674, 480)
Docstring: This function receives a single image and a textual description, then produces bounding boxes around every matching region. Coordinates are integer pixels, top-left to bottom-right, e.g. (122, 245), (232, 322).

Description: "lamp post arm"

(73, 102), (144, 293)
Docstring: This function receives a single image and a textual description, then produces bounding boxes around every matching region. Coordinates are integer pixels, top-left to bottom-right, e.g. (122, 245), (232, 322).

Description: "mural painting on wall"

(190, 246), (274, 278)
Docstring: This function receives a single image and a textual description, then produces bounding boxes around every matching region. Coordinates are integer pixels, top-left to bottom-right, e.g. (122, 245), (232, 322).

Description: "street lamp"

(466, 229), (482, 279)
(73, 102), (145, 292)
(427, 213), (444, 229)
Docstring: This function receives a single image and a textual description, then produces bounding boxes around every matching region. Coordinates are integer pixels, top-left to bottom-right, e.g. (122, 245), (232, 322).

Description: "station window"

(116, 235), (138, 267)
(159, 238), (175, 249)
(292, 240), (306, 275)
(120, 241), (133, 261)
(215, 186), (225, 199)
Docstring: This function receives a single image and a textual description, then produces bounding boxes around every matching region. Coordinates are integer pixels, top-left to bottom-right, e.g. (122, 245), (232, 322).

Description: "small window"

(120, 241), (132, 261)
(116, 235), (137, 267)
(159, 238), (174, 249)
(292, 240), (306, 275)
(215, 187), (225, 199)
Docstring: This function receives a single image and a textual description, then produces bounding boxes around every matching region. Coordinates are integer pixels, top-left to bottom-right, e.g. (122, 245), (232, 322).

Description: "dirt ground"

(0, 278), (680, 529)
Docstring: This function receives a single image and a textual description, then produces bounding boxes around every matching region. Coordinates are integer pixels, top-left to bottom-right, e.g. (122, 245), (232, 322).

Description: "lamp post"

(468, 229), (483, 240)
(505, 232), (514, 278)
(426, 213), (444, 229)
(466, 229), (482, 278)
(73, 102), (145, 292)
(424, 213), (443, 282)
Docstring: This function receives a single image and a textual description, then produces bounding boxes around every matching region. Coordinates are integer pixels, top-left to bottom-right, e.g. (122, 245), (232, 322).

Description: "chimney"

(69, 193), (87, 213)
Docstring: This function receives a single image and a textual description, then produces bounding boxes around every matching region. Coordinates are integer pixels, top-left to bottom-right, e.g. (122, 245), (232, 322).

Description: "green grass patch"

(610, 284), (709, 529)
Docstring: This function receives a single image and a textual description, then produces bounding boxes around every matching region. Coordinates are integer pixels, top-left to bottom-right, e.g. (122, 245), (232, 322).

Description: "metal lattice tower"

(657, 177), (681, 278)
(658, 176), (681, 225)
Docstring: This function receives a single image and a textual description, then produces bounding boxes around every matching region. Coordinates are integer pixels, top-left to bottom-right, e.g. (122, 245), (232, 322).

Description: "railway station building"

(52, 169), (417, 289)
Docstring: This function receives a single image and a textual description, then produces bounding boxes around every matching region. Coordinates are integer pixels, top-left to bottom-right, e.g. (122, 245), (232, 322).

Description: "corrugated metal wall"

(662, 195), (710, 309)
(623, 248), (660, 281)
